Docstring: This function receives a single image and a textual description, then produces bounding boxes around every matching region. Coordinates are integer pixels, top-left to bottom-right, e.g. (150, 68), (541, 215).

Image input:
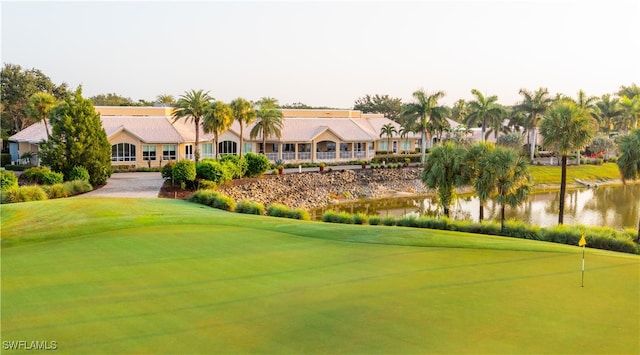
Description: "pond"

(311, 183), (640, 230)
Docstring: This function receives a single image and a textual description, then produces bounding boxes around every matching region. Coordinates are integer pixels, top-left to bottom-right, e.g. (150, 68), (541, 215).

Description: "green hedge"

(266, 203), (310, 220)
(371, 154), (422, 164)
(1, 170), (19, 190)
(236, 200), (266, 215)
(1, 185), (48, 204)
(188, 190), (236, 212)
(1, 153), (11, 166)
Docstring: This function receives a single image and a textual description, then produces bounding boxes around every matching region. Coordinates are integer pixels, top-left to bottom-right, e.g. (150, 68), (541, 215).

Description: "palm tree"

(398, 123), (414, 153)
(250, 98), (284, 156)
(229, 97), (256, 157)
(402, 89), (448, 163)
(478, 147), (531, 232)
(450, 99), (468, 123)
(26, 92), (56, 138)
(595, 94), (623, 135)
(540, 100), (597, 224)
(463, 142), (494, 222)
(421, 142), (466, 218)
(616, 129), (640, 241)
(172, 89), (213, 162)
(379, 123), (397, 153)
(203, 101), (233, 159)
(156, 94), (175, 106)
(464, 89), (506, 142)
(619, 95), (640, 132)
(516, 88), (552, 161)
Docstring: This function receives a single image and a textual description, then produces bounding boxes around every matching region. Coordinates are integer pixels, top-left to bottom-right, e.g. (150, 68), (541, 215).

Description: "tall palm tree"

(250, 98), (284, 156)
(616, 129), (640, 241)
(421, 142), (466, 218)
(450, 99), (468, 123)
(595, 94), (623, 135)
(464, 89), (506, 142)
(156, 94), (175, 106)
(26, 92), (56, 138)
(540, 100), (597, 224)
(203, 101), (233, 159)
(478, 147), (531, 231)
(619, 95), (640, 132)
(516, 88), (552, 161)
(379, 123), (397, 153)
(229, 97), (256, 157)
(463, 142), (494, 222)
(172, 89), (213, 162)
(402, 89), (448, 163)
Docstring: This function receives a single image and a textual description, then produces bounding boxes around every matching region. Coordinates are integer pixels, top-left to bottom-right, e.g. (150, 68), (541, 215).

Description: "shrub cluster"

(244, 153), (270, 177)
(371, 154), (421, 164)
(196, 159), (234, 186)
(188, 190), (236, 211)
(319, 210), (638, 254)
(69, 166), (90, 182)
(1, 170), (19, 190)
(266, 203), (310, 220)
(1, 185), (48, 203)
(22, 166), (63, 185)
(235, 200), (266, 215)
(1, 153), (11, 167)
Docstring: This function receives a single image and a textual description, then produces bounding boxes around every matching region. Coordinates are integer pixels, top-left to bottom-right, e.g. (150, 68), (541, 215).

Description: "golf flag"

(579, 235), (587, 247)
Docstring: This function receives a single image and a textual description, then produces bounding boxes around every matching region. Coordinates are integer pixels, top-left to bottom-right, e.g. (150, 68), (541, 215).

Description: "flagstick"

(581, 245), (585, 287)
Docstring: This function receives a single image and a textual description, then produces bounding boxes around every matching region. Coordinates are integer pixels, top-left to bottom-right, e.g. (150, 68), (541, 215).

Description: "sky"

(2, 1), (639, 108)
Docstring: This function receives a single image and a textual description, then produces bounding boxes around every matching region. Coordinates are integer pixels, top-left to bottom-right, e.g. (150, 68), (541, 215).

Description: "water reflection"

(312, 184), (640, 229)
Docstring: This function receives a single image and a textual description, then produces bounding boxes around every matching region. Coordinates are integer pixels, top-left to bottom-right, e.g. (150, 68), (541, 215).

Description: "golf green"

(1, 198), (638, 354)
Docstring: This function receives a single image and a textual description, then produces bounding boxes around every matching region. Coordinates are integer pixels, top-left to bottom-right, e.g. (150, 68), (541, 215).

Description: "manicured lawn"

(2, 198), (639, 354)
(528, 162), (621, 185)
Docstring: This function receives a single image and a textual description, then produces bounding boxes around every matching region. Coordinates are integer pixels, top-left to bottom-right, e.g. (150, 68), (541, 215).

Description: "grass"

(2, 198), (639, 354)
(528, 162), (621, 185)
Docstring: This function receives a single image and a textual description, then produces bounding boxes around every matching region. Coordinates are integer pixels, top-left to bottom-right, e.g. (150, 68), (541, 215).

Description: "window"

(298, 143), (311, 152)
(340, 143), (350, 151)
(142, 145), (156, 161)
(354, 142), (365, 151)
(283, 143), (295, 152)
(379, 141), (388, 151)
(201, 143), (213, 158)
(111, 143), (136, 162)
(219, 141), (237, 155)
(242, 143), (252, 153)
(162, 145), (177, 160)
(185, 145), (193, 159)
(400, 140), (412, 151)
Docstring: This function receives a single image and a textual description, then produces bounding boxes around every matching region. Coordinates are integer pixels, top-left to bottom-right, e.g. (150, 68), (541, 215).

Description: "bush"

(1, 170), (18, 190)
(352, 213), (368, 225)
(161, 162), (175, 180)
(1, 185), (48, 204)
(69, 166), (90, 182)
(22, 166), (52, 184)
(42, 171), (64, 185)
(288, 208), (311, 220)
(172, 160), (196, 185)
(187, 190), (236, 212)
(196, 160), (233, 185)
(1, 153), (11, 166)
(397, 215), (419, 228)
(63, 180), (93, 196)
(45, 183), (68, 199)
(244, 153), (270, 177)
(381, 215), (396, 226)
(321, 210), (340, 223)
(235, 200), (266, 215)
(336, 211), (353, 224)
(196, 179), (218, 190)
(220, 155), (248, 178)
(368, 215), (381, 225)
(266, 203), (291, 218)
(372, 154), (421, 164)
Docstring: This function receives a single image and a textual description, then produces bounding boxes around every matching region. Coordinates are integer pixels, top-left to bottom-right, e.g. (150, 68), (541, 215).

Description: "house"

(9, 107), (424, 168)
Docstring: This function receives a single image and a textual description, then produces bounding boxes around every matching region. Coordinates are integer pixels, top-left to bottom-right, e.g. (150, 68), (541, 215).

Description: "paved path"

(79, 172), (164, 198)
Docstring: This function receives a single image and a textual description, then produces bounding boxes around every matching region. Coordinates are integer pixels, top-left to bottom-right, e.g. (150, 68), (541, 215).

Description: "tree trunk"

(44, 119), (50, 139)
(239, 123), (244, 157)
(501, 202), (506, 232)
(443, 205), (450, 218)
(482, 116), (487, 143)
(214, 132), (219, 160)
(479, 203), (484, 222)
(637, 216), (639, 243)
(576, 150), (580, 165)
(194, 118), (200, 162)
(421, 130), (427, 164)
(529, 119), (537, 161)
(559, 155), (567, 224)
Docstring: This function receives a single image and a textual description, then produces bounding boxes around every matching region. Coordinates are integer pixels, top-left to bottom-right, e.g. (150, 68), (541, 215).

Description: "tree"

(172, 89), (213, 162)
(595, 94), (623, 135)
(353, 94), (403, 122)
(464, 89), (506, 142)
(229, 97), (256, 157)
(89, 93), (136, 106)
(496, 132), (525, 151)
(1, 63), (68, 134)
(156, 94), (175, 106)
(587, 134), (615, 159)
(516, 88), (552, 161)
(39, 87), (111, 186)
(402, 90), (448, 163)
(421, 142), (466, 218)
(463, 142), (494, 222)
(616, 129), (640, 241)
(540, 100), (597, 224)
(379, 123), (397, 153)
(250, 98), (284, 155)
(450, 99), (468, 123)
(477, 147), (531, 231)
(26, 92), (56, 138)
(203, 101), (233, 160)
(618, 95), (639, 132)
(617, 83), (640, 100)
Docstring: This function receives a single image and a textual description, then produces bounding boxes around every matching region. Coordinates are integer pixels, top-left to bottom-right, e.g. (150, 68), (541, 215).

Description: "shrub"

(42, 171), (64, 185)
(173, 160), (196, 185)
(45, 183), (68, 199)
(220, 155), (248, 178)
(196, 160), (232, 185)
(381, 215), (396, 226)
(236, 200), (266, 215)
(1, 185), (48, 204)
(352, 213), (368, 225)
(337, 211), (354, 224)
(288, 208), (311, 220)
(397, 215), (419, 228)
(161, 162), (175, 180)
(69, 166), (90, 182)
(266, 203), (291, 218)
(1, 153), (11, 166)
(1, 170), (18, 190)
(322, 210), (340, 223)
(244, 152), (270, 177)
(63, 180), (93, 195)
(188, 190), (236, 211)
(196, 179), (218, 190)
(22, 166), (52, 184)
(368, 215), (380, 225)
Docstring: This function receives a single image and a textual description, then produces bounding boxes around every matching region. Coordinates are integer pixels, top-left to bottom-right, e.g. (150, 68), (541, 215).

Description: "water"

(312, 184), (640, 230)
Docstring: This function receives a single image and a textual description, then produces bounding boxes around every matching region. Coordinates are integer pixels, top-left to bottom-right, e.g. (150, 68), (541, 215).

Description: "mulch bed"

(158, 180), (194, 200)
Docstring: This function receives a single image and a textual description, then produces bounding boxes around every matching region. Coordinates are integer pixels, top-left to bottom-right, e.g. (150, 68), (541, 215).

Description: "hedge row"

(371, 154), (422, 164)
(1, 180), (93, 204)
(188, 191), (310, 220)
(321, 210), (638, 254)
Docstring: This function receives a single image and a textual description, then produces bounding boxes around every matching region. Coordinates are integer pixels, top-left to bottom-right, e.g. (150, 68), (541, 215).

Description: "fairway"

(2, 199), (639, 354)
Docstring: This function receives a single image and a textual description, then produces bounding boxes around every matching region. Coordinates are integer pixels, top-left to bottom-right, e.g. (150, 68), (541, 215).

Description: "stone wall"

(218, 168), (426, 210)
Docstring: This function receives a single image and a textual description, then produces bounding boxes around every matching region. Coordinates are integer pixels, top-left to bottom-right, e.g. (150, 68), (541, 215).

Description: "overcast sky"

(2, 1), (639, 108)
